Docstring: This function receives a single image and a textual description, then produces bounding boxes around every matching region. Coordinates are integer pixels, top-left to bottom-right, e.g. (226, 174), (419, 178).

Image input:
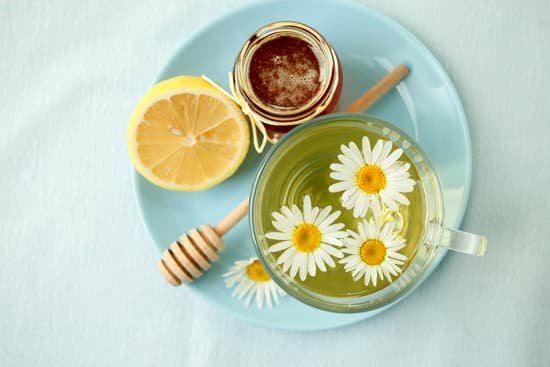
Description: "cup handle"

(437, 228), (487, 256)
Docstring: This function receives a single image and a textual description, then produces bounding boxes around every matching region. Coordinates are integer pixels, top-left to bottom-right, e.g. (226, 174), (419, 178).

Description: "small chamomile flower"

(223, 257), (285, 309)
(266, 195), (348, 281)
(340, 218), (408, 286)
(329, 137), (415, 218)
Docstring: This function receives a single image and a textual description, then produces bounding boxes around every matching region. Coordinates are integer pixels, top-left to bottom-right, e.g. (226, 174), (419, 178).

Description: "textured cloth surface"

(1, 0), (549, 366)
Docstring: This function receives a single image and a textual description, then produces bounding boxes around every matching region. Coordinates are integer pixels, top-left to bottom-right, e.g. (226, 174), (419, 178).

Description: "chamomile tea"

(251, 117), (426, 298)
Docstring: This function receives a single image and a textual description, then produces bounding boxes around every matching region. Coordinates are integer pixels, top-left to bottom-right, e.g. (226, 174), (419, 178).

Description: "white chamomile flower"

(329, 137), (416, 218)
(340, 218), (408, 287)
(266, 195), (348, 281)
(223, 257), (285, 309)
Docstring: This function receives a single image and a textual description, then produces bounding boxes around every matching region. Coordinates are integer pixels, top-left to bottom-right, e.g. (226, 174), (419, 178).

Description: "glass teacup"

(249, 113), (486, 312)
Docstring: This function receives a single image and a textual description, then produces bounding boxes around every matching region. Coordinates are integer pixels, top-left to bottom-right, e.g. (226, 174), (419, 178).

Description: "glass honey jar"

(233, 21), (343, 133)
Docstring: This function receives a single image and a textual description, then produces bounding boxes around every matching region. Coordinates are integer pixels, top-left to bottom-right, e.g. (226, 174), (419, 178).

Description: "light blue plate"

(134, 0), (471, 330)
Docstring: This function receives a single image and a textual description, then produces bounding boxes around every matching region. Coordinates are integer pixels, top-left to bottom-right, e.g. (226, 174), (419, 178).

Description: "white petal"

(388, 251), (408, 261)
(319, 210), (341, 229)
(376, 266), (384, 283)
(314, 251), (327, 272)
(281, 206), (297, 225)
(349, 142), (365, 166)
(388, 238), (406, 251)
(272, 211), (293, 230)
(352, 266), (366, 280)
(244, 285), (255, 306)
(330, 163), (355, 174)
(320, 244), (344, 259)
(383, 189), (410, 206)
(364, 268), (372, 286)
(380, 192), (399, 211)
(328, 180), (354, 193)
(309, 207), (320, 224)
(338, 154), (362, 171)
(320, 222), (345, 233)
(352, 197), (363, 219)
(347, 229), (362, 242)
(341, 186), (358, 201)
(381, 265), (391, 282)
(340, 255), (352, 264)
(386, 172), (411, 182)
(277, 246), (296, 264)
(362, 136), (372, 163)
(289, 253), (301, 278)
(269, 240), (293, 252)
(282, 256), (292, 273)
(381, 148), (403, 169)
(264, 284), (273, 309)
(291, 205), (304, 224)
(341, 197), (355, 210)
(317, 248), (336, 268)
(325, 230), (348, 239)
(298, 254), (308, 281)
(314, 206), (332, 226)
(365, 219), (378, 239)
(371, 140), (384, 164)
(272, 218), (292, 233)
(388, 180), (415, 193)
(386, 163), (411, 178)
(270, 283), (280, 305)
(265, 231), (291, 241)
(371, 267), (379, 286)
(234, 279), (253, 299)
(353, 196), (367, 218)
(256, 285), (264, 309)
(330, 171), (355, 181)
(376, 140), (393, 165)
(383, 262), (399, 277)
(379, 222), (393, 242)
(370, 198), (382, 221)
(342, 247), (358, 255)
(346, 255), (362, 269)
(303, 195), (313, 222)
(307, 254), (317, 277)
(357, 221), (367, 239)
(321, 236), (343, 247)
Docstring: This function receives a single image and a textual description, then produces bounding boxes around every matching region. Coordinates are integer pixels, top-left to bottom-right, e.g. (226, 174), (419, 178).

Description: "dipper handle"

(214, 198), (249, 236)
(345, 64), (409, 113)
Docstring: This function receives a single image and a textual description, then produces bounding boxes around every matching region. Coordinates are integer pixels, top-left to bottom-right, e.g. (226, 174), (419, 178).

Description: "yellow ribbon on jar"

(202, 74), (278, 153)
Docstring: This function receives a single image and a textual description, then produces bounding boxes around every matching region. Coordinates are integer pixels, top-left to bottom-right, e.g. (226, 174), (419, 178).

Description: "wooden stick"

(214, 198), (249, 236)
(345, 64), (409, 113)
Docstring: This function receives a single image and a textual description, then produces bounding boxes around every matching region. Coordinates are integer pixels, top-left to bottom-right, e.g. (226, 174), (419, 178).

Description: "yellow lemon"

(127, 76), (250, 191)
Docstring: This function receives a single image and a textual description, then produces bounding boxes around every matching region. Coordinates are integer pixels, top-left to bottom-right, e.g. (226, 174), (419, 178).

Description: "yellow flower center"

(292, 223), (322, 253)
(356, 165), (386, 194)
(246, 260), (271, 282)
(360, 239), (387, 265)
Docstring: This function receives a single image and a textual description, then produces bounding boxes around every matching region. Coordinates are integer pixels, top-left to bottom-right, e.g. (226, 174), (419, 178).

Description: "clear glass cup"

(249, 113), (487, 313)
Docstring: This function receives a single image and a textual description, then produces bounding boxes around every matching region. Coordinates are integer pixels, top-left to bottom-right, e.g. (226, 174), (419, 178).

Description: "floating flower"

(328, 137), (415, 217)
(340, 218), (407, 286)
(266, 195), (348, 281)
(223, 257), (285, 309)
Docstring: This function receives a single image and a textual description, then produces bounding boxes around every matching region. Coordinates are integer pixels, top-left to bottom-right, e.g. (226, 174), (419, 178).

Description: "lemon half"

(127, 76), (250, 191)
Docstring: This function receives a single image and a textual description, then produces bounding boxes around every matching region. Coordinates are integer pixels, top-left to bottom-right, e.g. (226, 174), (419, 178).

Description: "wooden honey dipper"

(158, 64), (410, 286)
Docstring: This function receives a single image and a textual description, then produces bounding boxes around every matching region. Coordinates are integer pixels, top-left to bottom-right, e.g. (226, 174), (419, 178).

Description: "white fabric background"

(2, 0), (549, 365)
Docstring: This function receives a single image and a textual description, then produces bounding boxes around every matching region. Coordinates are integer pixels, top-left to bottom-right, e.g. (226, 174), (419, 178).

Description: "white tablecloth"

(2, 0), (549, 365)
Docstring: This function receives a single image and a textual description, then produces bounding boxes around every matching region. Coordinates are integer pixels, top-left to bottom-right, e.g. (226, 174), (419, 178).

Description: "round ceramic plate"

(134, 0), (471, 330)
